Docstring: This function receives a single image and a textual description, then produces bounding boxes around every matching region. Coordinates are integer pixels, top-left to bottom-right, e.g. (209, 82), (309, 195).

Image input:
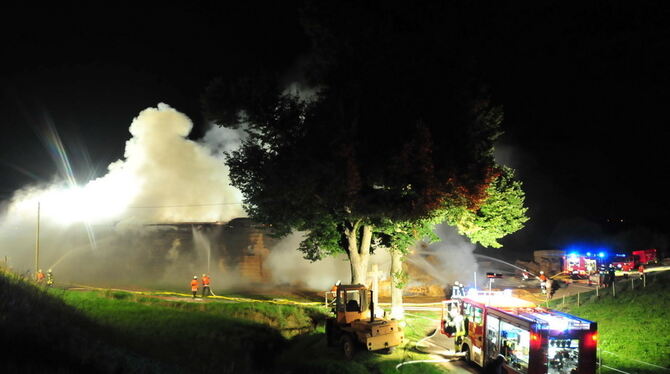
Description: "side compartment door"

(485, 315), (501, 363)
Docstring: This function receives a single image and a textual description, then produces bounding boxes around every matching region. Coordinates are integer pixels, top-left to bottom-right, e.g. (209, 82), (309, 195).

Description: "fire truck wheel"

(341, 334), (356, 360)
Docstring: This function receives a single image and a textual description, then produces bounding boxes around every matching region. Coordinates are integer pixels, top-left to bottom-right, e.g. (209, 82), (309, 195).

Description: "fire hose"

(394, 313), (463, 371)
(70, 284), (323, 307)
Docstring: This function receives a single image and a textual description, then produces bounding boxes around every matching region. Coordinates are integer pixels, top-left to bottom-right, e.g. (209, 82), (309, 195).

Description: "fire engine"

(611, 249), (658, 271)
(562, 253), (598, 278)
(610, 253), (635, 271)
(633, 249), (658, 265)
(441, 290), (598, 373)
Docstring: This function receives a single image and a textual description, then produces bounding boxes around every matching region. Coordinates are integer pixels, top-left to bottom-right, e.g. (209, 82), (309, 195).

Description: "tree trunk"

(389, 247), (405, 320)
(346, 223), (372, 285)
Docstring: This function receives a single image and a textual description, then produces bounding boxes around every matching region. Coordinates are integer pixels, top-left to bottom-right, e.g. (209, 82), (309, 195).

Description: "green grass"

(549, 271), (670, 373)
(1, 269), (449, 373)
(276, 309), (448, 374)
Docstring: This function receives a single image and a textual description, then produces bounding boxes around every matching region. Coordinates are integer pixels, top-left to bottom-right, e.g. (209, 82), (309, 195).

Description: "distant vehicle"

(441, 290), (598, 373)
(325, 284), (404, 358)
(611, 249), (658, 271)
(610, 254), (636, 271)
(633, 249), (658, 265)
(563, 253), (598, 278)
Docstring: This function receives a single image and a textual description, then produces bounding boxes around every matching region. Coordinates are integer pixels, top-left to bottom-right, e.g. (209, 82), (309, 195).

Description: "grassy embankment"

(1, 269), (447, 373)
(548, 270), (670, 373)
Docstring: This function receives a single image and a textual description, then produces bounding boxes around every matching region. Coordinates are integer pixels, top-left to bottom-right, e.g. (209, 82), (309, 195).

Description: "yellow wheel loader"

(325, 284), (404, 359)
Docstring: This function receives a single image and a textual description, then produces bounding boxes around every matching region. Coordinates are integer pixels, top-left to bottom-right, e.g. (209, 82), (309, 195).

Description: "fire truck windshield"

(548, 337), (579, 374)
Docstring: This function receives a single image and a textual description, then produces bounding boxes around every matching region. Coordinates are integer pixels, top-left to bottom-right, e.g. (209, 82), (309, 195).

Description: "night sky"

(2, 2), (668, 259)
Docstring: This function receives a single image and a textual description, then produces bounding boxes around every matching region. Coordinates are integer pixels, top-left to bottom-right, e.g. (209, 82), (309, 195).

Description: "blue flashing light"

(598, 252), (605, 258)
(586, 252), (592, 257)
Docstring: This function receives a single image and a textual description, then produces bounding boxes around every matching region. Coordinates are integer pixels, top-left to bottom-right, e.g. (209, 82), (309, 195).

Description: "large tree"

(204, 3), (502, 284)
(380, 166), (529, 318)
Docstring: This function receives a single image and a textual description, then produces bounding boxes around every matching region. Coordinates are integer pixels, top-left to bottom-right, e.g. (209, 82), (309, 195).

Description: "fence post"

(612, 282), (616, 297)
(577, 292), (580, 307)
(324, 292), (328, 307)
(643, 274), (646, 288)
(596, 285), (599, 297)
(562, 295), (565, 306)
(598, 350), (602, 374)
(631, 277), (634, 290)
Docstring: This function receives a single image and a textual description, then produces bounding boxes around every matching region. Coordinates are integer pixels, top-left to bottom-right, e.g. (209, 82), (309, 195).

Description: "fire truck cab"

(441, 290), (597, 373)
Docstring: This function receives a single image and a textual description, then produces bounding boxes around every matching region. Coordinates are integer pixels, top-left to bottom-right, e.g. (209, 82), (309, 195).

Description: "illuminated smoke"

(0, 104), (245, 284)
(409, 224), (480, 288)
(265, 232), (390, 291)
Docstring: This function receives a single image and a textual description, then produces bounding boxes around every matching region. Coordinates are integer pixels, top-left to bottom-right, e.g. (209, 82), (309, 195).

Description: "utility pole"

(35, 201), (40, 277)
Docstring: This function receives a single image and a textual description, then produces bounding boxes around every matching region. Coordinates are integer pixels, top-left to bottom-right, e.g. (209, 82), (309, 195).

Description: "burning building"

(147, 218), (275, 285)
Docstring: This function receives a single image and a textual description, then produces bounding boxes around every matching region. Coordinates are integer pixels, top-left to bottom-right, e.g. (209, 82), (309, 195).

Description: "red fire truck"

(563, 253), (597, 278)
(611, 249), (658, 271)
(441, 290), (598, 373)
(633, 249), (658, 265)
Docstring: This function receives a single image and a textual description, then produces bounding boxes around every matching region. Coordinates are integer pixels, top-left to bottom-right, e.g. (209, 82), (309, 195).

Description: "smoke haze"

(0, 104), (245, 286)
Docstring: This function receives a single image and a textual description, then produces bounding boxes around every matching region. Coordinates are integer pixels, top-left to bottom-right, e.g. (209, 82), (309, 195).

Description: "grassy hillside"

(0, 270), (325, 373)
(0, 270), (166, 373)
(1, 270), (446, 373)
(551, 270), (670, 373)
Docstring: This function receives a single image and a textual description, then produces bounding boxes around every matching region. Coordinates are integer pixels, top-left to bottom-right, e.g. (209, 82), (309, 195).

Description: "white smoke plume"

(265, 232), (390, 291)
(408, 224), (480, 288)
(0, 104), (245, 285)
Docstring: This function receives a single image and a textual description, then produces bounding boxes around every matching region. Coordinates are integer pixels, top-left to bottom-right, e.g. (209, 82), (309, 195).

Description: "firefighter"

(521, 269), (530, 281)
(330, 280), (341, 293)
(201, 273), (211, 297)
(452, 306), (465, 337)
(46, 269), (54, 287)
(329, 280), (341, 305)
(190, 276), (199, 298)
(607, 265), (616, 287)
(452, 281), (464, 298)
(538, 271), (548, 294)
(36, 269), (45, 284)
(638, 264), (645, 279)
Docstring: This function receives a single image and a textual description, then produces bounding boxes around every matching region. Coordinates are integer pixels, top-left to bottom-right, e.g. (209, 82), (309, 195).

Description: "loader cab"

(336, 284), (370, 324)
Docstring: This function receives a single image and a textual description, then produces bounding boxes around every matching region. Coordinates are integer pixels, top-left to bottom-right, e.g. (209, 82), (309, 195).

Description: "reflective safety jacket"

(191, 279), (199, 292)
(202, 276), (210, 286)
(37, 272), (45, 281)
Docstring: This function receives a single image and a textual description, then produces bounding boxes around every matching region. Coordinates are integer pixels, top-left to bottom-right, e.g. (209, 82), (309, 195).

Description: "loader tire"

(341, 334), (356, 360)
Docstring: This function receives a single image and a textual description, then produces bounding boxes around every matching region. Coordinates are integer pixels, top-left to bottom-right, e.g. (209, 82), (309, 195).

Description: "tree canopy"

(204, 3), (505, 283)
(443, 166), (529, 248)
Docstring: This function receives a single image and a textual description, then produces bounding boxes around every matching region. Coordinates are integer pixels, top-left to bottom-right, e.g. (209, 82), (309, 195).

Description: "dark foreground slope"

(0, 270), (168, 373)
(0, 270), (327, 373)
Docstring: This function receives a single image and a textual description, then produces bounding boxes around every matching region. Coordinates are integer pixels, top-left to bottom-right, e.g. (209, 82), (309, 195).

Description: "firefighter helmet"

(193, 275), (197, 279)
